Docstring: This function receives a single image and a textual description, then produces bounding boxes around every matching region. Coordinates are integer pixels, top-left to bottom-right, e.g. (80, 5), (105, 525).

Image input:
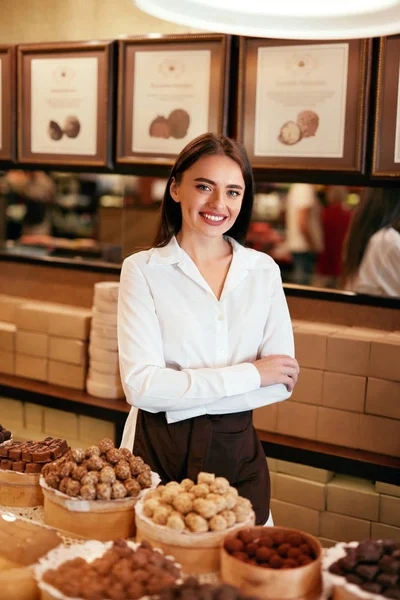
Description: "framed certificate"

(117, 34), (231, 166)
(0, 45), (16, 163)
(237, 38), (371, 173)
(18, 41), (114, 167)
(372, 36), (400, 177)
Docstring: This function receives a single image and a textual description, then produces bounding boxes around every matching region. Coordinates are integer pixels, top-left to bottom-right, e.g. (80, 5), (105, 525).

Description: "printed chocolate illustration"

(63, 115), (81, 138)
(297, 110), (319, 138)
(278, 121), (302, 146)
(277, 110), (319, 146)
(168, 108), (190, 139)
(47, 115), (81, 141)
(149, 109), (190, 140)
(48, 120), (63, 141)
(149, 115), (171, 139)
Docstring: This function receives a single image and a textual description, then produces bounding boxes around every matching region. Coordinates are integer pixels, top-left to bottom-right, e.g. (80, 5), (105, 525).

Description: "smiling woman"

(117, 133), (299, 525)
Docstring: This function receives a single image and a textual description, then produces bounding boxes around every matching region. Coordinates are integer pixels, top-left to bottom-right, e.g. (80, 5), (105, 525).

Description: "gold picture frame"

(372, 35), (400, 177)
(18, 41), (114, 167)
(116, 34), (231, 167)
(0, 45), (16, 162)
(237, 37), (371, 173)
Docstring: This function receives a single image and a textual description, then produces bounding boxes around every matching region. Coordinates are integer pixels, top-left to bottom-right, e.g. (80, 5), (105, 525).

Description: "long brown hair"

(154, 133), (254, 247)
(342, 187), (400, 284)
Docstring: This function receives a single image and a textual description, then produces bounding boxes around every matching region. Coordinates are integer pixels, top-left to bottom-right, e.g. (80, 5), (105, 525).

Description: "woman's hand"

(253, 355), (300, 392)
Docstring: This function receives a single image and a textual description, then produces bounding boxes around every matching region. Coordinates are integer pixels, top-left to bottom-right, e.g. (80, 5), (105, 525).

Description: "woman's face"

(170, 154), (245, 240)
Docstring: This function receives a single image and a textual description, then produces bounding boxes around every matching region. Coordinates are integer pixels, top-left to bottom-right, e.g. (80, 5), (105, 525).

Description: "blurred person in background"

(316, 186), (351, 288)
(342, 188), (400, 297)
(285, 183), (323, 286)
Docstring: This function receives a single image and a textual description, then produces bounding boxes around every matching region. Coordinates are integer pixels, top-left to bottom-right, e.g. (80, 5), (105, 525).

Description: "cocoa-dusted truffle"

(99, 465), (116, 485)
(119, 447), (132, 461)
(71, 448), (85, 464)
(86, 455), (103, 471)
(85, 445), (101, 459)
(81, 471), (99, 486)
(59, 476), (70, 494)
(98, 438), (114, 454)
(81, 483), (97, 501)
(137, 471), (152, 489)
(71, 464), (87, 481)
(125, 479), (141, 497)
(59, 460), (74, 478)
(66, 479), (81, 497)
(96, 482), (112, 501)
(112, 481), (128, 500)
(129, 455), (146, 476)
(115, 460), (131, 481)
(106, 448), (123, 465)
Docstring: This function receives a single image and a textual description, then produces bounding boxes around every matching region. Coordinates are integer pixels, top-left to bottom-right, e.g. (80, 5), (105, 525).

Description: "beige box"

(15, 302), (56, 334)
(327, 475), (379, 521)
(370, 337), (400, 382)
(317, 407), (360, 448)
(320, 512), (371, 542)
(366, 378), (400, 420)
(0, 321), (16, 352)
(24, 402), (44, 432)
(44, 407), (78, 439)
(270, 471), (277, 498)
(253, 403), (277, 432)
(380, 494), (400, 527)
(0, 397), (24, 427)
(291, 368), (323, 405)
(270, 499), (320, 536)
(267, 457), (278, 472)
(375, 482), (400, 498)
(48, 360), (86, 390)
(322, 372), (366, 413)
(48, 307), (91, 340)
(276, 401), (318, 439)
(49, 336), (88, 366)
(358, 414), (400, 457)
(327, 331), (372, 376)
(78, 415), (115, 444)
(275, 472), (326, 511)
(0, 350), (14, 375)
(371, 522), (400, 544)
(276, 459), (334, 483)
(15, 354), (47, 381)
(0, 295), (25, 322)
(294, 330), (328, 370)
(16, 330), (48, 358)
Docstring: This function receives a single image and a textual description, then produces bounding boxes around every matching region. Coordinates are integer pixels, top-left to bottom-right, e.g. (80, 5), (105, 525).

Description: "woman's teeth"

(201, 213), (226, 222)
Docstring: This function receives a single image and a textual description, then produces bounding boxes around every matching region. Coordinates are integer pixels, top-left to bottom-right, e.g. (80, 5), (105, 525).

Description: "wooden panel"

(0, 261), (119, 308)
(287, 296), (400, 331)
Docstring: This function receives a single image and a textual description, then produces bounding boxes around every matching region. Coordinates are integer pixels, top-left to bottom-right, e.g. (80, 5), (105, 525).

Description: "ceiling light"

(134, 0), (400, 39)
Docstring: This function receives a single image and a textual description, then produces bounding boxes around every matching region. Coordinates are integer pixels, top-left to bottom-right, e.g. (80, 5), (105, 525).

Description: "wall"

(0, 0), (198, 44)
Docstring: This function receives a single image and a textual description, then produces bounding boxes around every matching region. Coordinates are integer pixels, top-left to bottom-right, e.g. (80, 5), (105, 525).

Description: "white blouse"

(347, 227), (400, 298)
(118, 236), (294, 445)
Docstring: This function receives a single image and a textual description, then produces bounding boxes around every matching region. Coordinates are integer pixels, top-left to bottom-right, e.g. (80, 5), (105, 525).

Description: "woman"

(342, 187), (400, 297)
(118, 133), (299, 524)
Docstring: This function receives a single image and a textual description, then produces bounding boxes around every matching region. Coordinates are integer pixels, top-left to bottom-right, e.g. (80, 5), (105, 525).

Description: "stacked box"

(0, 321), (16, 375)
(253, 321), (400, 458)
(13, 301), (91, 388)
(87, 282), (124, 400)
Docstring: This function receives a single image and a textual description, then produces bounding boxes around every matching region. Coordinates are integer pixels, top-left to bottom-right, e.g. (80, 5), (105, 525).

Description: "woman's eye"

(227, 190), (240, 197)
(196, 184), (211, 191)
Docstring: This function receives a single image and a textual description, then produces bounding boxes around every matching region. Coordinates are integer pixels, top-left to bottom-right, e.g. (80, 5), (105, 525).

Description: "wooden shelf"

(0, 374), (399, 484)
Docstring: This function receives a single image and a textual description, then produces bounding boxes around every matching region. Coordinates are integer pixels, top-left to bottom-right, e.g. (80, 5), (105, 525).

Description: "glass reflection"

(1, 170), (399, 298)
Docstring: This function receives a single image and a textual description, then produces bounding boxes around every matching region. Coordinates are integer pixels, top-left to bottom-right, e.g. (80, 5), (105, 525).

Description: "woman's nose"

(209, 189), (226, 210)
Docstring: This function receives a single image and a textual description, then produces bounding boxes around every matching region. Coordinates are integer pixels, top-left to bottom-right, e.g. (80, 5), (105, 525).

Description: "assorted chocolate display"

(224, 528), (317, 569)
(0, 437), (69, 473)
(0, 424), (12, 444)
(329, 539), (400, 599)
(159, 577), (259, 600)
(42, 539), (181, 599)
(142, 472), (253, 533)
(42, 438), (152, 500)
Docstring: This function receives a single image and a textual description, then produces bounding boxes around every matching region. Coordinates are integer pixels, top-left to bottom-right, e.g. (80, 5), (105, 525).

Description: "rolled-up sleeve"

(118, 258), (261, 413)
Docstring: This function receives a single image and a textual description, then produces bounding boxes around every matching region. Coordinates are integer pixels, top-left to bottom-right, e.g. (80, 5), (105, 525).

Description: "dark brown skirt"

(133, 409), (270, 525)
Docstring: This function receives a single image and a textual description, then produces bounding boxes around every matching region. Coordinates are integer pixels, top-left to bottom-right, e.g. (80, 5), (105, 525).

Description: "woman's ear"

(170, 177), (180, 203)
